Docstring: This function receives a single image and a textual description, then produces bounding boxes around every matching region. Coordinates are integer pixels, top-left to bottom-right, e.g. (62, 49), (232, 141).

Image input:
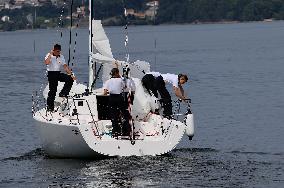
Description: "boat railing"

(32, 90), (46, 116)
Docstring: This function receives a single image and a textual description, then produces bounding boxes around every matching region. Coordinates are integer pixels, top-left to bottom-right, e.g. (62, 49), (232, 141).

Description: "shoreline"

(0, 19), (282, 33)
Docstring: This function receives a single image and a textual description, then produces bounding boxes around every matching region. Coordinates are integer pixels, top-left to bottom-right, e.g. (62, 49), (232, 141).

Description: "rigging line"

(89, 0), (95, 90)
(120, 1), (150, 77)
(127, 89), (135, 141)
(34, 2), (67, 113)
(71, 5), (82, 68)
(68, 0), (74, 66)
(36, 2), (66, 111)
(32, 38), (46, 110)
(121, 1), (130, 116)
(122, 0), (133, 108)
(122, 0), (130, 64)
(91, 64), (103, 89)
(153, 0), (157, 71)
(32, 93), (35, 115)
(58, 2), (66, 41)
(90, 0), (94, 54)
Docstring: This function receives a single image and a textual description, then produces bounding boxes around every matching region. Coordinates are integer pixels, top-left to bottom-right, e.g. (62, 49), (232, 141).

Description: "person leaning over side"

(103, 68), (125, 136)
(44, 44), (76, 112)
(142, 72), (188, 119)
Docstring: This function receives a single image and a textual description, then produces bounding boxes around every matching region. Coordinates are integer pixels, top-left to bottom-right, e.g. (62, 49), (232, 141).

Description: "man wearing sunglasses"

(44, 44), (75, 112)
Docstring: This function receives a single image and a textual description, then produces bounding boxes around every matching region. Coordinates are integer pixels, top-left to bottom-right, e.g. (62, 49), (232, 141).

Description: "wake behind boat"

(32, 0), (194, 158)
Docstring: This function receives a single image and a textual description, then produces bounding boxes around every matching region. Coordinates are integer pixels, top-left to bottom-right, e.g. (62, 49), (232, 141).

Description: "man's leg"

(142, 74), (158, 97)
(155, 76), (172, 117)
(109, 95), (123, 135)
(47, 72), (59, 111)
(58, 73), (74, 97)
(110, 105), (120, 134)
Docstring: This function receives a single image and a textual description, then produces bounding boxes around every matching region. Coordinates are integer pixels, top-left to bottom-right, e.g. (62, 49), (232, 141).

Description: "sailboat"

(32, 0), (194, 158)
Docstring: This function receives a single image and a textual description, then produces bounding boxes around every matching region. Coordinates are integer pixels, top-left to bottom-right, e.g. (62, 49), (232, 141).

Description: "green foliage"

(93, 0), (124, 19)
(157, 0), (284, 23)
(1, 0), (284, 31)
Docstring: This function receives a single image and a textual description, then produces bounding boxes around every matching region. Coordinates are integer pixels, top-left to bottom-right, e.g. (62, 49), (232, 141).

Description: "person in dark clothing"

(142, 72), (188, 118)
(141, 74), (158, 97)
(44, 44), (75, 111)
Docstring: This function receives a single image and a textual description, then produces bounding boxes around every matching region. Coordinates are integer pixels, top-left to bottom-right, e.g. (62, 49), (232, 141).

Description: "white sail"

(90, 20), (151, 82)
(91, 53), (114, 63)
(92, 20), (114, 61)
(90, 20), (114, 86)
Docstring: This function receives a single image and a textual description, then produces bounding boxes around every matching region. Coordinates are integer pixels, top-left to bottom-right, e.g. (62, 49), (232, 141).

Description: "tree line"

(157, 0), (284, 23)
(1, 0), (284, 31)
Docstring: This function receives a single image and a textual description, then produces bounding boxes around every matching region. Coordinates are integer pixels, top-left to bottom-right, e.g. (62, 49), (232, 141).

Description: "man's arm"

(113, 60), (119, 68)
(63, 64), (72, 75)
(173, 86), (186, 100)
(44, 50), (53, 65)
(63, 64), (76, 80)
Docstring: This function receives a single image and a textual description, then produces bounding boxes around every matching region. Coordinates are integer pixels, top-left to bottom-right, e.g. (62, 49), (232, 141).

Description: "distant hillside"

(1, 0), (284, 31)
(157, 0), (284, 23)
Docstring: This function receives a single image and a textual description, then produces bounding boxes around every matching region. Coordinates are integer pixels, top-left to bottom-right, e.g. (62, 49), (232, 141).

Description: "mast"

(88, 0), (94, 89)
(68, 0), (74, 66)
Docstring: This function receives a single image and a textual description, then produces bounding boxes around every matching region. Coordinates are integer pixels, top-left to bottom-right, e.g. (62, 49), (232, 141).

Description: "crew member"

(142, 72), (188, 118)
(44, 44), (75, 112)
(103, 68), (124, 136)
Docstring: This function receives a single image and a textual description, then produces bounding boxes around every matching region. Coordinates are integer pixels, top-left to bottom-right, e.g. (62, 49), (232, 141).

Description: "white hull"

(35, 119), (101, 158)
(33, 106), (194, 158)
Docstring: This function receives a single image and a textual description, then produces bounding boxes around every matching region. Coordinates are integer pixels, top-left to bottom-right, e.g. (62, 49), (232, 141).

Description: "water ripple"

(230, 150), (284, 156)
(1, 148), (45, 161)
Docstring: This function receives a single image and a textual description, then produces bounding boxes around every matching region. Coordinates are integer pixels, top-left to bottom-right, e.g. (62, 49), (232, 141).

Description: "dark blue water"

(0, 21), (283, 187)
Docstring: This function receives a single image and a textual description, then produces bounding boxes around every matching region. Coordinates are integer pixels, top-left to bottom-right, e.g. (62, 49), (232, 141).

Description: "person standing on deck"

(103, 68), (125, 136)
(44, 44), (75, 112)
(142, 72), (188, 119)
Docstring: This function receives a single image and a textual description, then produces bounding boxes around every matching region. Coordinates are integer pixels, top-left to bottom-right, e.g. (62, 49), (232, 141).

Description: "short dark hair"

(110, 68), (119, 77)
(53, 44), (61, 51)
(178, 74), (188, 81)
